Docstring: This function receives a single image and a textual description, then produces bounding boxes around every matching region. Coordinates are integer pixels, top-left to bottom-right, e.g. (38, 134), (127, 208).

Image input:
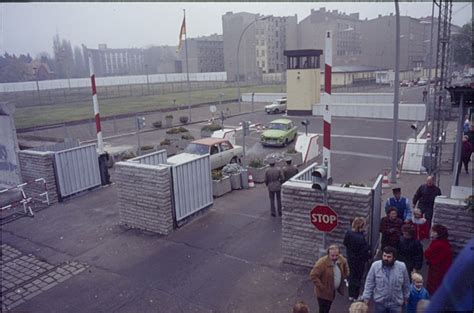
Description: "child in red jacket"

(409, 208), (429, 241)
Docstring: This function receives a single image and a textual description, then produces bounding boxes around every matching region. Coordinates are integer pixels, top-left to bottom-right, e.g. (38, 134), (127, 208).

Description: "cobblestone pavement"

(1, 244), (88, 312)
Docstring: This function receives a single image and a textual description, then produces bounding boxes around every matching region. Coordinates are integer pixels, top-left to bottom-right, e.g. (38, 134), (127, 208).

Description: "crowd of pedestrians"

(290, 176), (459, 313)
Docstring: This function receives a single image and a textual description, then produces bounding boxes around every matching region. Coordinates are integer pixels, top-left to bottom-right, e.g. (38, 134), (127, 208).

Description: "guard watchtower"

(283, 49), (323, 116)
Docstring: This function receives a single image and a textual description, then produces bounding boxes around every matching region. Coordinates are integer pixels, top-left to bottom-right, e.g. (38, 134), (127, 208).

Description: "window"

(210, 145), (219, 155)
(220, 141), (232, 151)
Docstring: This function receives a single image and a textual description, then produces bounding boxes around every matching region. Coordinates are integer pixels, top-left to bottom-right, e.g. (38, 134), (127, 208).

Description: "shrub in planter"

(120, 150), (136, 161)
(165, 114), (173, 127)
(341, 182), (366, 188)
(166, 127), (181, 134)
(141, 145), (155, 151)
(248, 158), (268, 183)
(179, 116), (189, 124)
(160, 139), (171, 146)
(201, 123), (222, 138)
(211, 170), (232, 197)
(152, 121), (162, 128)
(181, 134), (195, 140)
(222, 164), (242, 190)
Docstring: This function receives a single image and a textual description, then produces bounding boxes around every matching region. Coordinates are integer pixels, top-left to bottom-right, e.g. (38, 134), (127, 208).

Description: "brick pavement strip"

(0, 244), (89, 311)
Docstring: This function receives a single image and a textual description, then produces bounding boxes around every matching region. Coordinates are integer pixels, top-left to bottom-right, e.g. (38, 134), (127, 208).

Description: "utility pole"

(391, 0), (401, 184)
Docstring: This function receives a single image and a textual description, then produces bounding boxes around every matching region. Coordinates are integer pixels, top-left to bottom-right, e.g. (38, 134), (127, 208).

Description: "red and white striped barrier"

(88, 54), (104, 154)
(323, 30), (332, 176)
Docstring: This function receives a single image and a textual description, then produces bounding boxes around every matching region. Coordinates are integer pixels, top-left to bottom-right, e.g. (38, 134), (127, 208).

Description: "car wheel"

(284, 139), (289, 146)
(274, 109), (279, 114)
(230, 156), (239, 164)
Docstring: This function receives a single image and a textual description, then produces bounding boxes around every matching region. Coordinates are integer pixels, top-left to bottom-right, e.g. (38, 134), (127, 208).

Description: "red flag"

(177, 16), (186, 53)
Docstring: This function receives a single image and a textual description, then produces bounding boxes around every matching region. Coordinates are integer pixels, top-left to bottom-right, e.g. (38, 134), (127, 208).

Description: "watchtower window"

(283, 50), (322, 70)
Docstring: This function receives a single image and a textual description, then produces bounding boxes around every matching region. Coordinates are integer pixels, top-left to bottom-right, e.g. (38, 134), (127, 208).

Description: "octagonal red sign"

(310, 205), (338, 232)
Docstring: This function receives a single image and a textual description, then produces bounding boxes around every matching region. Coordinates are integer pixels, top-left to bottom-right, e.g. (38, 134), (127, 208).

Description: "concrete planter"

(248, 165), (269, 183)
(212, 175), (232, 197)
(160, 144), (178, 156)
(178, 139), (191, 150)
(165, 117), (173, 127)
(230, 173), (242, 190)
(285, 152), (303, 167)
(201, 129), (213, 138)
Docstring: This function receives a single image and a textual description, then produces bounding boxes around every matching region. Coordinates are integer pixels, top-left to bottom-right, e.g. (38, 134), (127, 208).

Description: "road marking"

(331, 150), (391, 160)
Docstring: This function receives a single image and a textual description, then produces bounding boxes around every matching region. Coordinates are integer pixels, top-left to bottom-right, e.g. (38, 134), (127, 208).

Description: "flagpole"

(183, 9), (192, 122)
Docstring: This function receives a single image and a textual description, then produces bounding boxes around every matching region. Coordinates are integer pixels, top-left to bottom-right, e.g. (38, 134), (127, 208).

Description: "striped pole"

(88, 53), (104, 154)
(324, 31), (332, 177)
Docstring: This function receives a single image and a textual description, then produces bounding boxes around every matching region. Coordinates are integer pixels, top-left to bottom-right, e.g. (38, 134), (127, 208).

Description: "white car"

(265, 98), (287, 114)
(184, 138), (243, 170)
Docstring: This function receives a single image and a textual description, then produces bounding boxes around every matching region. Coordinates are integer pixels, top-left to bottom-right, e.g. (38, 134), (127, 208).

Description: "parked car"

(265, 97), (287, 114)
(417, 79), (428, 86)
(400, 80), (410, 87)
(260, 118), (298, 147)
(184, 138), (243, 170)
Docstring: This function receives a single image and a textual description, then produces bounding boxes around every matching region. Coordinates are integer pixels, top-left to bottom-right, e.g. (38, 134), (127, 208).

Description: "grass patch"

(14, 84), (284, 128)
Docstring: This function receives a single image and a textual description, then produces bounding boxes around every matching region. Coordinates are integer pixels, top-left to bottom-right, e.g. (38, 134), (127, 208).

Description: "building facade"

(297, 8), (363, 67)
(144, 46), (181, 74)
(255, 15), (297, 74)
(360, 14), (425, 71)
(222, 11), (261, 82)
(82, 44), (145, 76)
(178, 34), (224, 73)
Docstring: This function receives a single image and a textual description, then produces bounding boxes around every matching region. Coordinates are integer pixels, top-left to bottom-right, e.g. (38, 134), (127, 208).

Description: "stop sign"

(310, 205), (338, 232)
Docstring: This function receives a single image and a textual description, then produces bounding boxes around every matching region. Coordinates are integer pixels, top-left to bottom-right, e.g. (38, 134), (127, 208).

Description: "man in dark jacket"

(282, 157), (299, 182)
(265, 158), (283, 217)
(397, 224), (423, 276)
(412, 175), (441, 224)
(460, 135), (472, 175)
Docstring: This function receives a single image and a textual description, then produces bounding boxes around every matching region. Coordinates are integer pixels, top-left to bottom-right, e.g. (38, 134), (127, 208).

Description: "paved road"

(3, 85), (467, 312)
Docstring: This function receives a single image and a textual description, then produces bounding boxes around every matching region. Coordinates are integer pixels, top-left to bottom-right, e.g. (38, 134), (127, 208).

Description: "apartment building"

(178, 34), (224, 73)
(222, 11), (261, 81)
(83, 44), (145, 76)
(255, 15), (298, 74)
(297, 8), (363, 67)
(144, 46), (180, 74)
(360, 14), (425, 71)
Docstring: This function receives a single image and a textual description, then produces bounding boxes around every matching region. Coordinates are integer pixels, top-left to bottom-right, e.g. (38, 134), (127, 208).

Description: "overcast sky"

(1, 2), (472, 57)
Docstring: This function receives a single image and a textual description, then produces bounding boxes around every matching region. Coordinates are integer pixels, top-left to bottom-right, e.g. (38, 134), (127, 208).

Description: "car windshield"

(267, 123), (287, 130)
(185, 143), (209, 155)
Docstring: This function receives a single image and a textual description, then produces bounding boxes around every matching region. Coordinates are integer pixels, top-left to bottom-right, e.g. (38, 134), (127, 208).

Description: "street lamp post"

(32, 66), (41, 104)
(236, 15), (271, 113)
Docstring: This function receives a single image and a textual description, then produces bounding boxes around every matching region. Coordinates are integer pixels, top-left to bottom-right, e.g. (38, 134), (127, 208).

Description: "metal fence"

(290, 163), (318, 183)
(170, 154), (213, 222)
(129, 150), (167, 166)
(53, 144), (101, 198)
(369, 174), (383, 256)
